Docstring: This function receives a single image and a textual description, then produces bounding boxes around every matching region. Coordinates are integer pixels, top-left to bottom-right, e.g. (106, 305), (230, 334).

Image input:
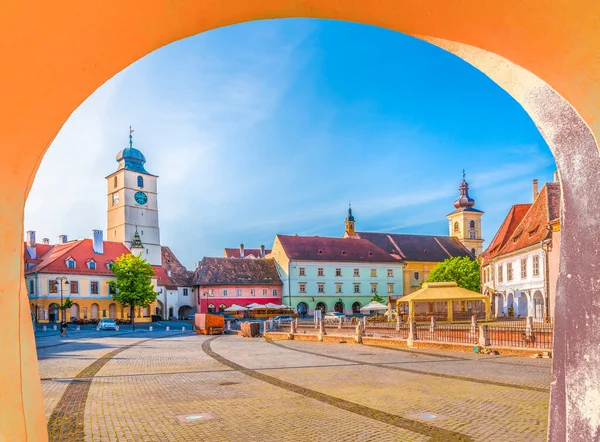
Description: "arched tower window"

(453, 222), (459, 233)
(469, 220), (475, 229)
(113, 176), (117, 188)
(137, 175), (144, 188)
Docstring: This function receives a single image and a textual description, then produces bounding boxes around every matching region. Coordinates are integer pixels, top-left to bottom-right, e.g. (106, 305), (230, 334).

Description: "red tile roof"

(23, 243), (54, 266)
(194, 257), (283, 286)
(356, 232), (473, 262)
(496, 183), (560, 256)
(160, 246), (194, 287)
(277, 234), (400, 263)
(223, 248), (271, 258)
(152, 265), (177, 289)
(480, 204), (531, 265)
(24, 239), (131, 276)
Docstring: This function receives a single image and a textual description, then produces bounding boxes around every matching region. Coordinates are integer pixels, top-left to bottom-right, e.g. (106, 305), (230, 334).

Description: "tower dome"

(115, 127), (150, 174)
(453, 170), (476, 209)
(346, 205), (355, 222)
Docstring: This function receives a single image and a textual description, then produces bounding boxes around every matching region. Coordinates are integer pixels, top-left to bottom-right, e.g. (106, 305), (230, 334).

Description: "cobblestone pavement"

(38, 333), (551, 441)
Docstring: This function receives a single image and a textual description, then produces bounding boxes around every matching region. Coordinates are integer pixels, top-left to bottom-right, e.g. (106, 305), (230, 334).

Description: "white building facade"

(483, 245), (547, 320)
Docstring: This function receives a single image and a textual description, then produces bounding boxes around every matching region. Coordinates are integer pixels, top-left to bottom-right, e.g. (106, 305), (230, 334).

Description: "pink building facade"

(193, 257), (283, 314)
(195, 284), (282, 313)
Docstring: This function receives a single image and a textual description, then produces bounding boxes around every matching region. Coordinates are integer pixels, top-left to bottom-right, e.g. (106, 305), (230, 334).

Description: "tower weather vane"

(129, 126), (134, 148)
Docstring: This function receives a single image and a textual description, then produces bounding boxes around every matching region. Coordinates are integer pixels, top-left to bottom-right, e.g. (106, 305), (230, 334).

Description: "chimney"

(532, 179), (539, 201)
(554, 170), (559, 183)
(59, 235), (68, 244)
(167, 270), (172, 278)
(260, 245), (265, 258)
(42, 238), (50, 245)
(240, 243), (244, 259)
(26, 231), (36, 248)
(92, 230), (104, 254)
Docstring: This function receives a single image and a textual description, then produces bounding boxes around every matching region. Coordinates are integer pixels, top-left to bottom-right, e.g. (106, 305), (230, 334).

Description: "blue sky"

(24, 19), (556, 269)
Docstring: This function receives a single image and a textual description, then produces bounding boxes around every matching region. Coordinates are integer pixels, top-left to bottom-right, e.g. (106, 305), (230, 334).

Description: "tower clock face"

(134, 191), (148, 205)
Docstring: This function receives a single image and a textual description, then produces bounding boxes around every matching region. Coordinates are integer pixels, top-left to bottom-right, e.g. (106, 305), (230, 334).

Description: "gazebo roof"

(397, 282), (488, 303)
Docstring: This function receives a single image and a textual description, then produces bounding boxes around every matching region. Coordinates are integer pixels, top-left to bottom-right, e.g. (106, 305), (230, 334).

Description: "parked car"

(187, 313), (196, 320)
(272, 315), (293, 323)
(98, 318), (117, 331)
(324, 312), (346, 323)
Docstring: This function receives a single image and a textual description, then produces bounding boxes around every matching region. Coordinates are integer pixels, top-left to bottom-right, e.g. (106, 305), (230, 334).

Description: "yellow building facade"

(25, 232), (157, 323)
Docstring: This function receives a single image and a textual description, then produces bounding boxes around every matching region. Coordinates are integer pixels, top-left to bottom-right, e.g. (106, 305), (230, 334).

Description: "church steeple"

(345, 204), (356, 236)
(130, 227), (145, 257)
(453, 169), (476, 209)
(446, 170), (485, 257)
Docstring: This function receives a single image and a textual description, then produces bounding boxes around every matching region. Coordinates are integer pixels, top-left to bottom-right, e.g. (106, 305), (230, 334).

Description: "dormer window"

(65, 257), (76, 269)
(106, 261), (114, 270)
(87, 260), (96, 270)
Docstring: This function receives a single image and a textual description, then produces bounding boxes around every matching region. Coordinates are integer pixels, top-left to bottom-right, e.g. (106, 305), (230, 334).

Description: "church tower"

(106, 128), (162, 266)
(344, 204), (357, 237)
(446, 171), (484, 256)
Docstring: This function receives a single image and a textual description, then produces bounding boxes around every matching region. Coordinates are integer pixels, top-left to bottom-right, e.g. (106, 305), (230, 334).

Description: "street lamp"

(55, 276), (68, 322)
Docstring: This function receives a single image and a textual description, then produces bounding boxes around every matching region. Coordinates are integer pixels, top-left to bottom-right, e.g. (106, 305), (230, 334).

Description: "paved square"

(37, 331), (552, 441)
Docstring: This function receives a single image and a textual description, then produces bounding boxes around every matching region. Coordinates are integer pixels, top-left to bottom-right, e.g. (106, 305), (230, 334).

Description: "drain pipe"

(541, 239), (552, 322)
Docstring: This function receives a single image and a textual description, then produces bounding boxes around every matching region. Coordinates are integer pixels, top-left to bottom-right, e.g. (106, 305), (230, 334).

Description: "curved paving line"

(202, 337), (473, 442)
(267, 339), (550, 394)
(45, 332), (184, 441)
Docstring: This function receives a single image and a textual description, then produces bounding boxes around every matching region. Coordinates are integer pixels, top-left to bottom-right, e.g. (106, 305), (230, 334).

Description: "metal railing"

(415, 324), (479, 344)
(487, 324), (553, 349)
(266, 317), (554, 349)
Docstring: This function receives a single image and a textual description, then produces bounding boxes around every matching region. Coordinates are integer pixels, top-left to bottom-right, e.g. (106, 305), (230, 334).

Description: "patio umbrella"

(360, 301), (388, 313)
(245, 303), (262, 309)
(264, 303), (283, 309)
(224, 304), (248, 312)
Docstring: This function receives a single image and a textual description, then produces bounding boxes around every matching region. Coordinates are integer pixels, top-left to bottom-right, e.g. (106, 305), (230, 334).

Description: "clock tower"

(106, 128), (162, 266)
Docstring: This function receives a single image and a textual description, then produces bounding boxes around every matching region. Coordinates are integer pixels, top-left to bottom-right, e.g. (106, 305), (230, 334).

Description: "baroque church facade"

(343, 172), (482, 298)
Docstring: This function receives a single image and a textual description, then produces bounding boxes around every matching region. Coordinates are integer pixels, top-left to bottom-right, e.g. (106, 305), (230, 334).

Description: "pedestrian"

(60, 320), (69, 338)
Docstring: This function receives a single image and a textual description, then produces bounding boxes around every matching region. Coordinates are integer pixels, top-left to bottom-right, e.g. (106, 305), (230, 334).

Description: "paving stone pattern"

(38, 332), (551, 441)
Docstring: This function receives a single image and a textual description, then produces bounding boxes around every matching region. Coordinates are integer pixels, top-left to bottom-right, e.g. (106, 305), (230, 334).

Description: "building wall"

(481, 245), (548, 320)
(107, 168), (162, 266)
(274, 259), (404, 315)
(195, 284), (283, 313)
(447, 211), (484, 255)
(402, 261), (436, 294)
(27, 272), (157, 322)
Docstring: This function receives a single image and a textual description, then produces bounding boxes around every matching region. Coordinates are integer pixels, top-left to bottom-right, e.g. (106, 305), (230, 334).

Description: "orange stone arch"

(1, 1), (599, 441)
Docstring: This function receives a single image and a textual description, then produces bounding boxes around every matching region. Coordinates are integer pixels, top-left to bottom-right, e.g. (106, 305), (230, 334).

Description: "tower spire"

(454, 169), (475, 209)
(345, 203), (356, 236)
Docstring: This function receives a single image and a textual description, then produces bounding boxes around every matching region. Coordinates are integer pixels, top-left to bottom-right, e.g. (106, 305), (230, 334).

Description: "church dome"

(115, 130), (150, 174)
(453, 171), (476, 209)
(116, 146), (146, 164)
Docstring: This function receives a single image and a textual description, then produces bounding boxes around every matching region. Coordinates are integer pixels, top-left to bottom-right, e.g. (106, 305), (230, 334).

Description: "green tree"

(58, 297), (73, 322)
(370, 292), (386, 304)
(426, 256), (481, 292)
(108, 253), (156, 331)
